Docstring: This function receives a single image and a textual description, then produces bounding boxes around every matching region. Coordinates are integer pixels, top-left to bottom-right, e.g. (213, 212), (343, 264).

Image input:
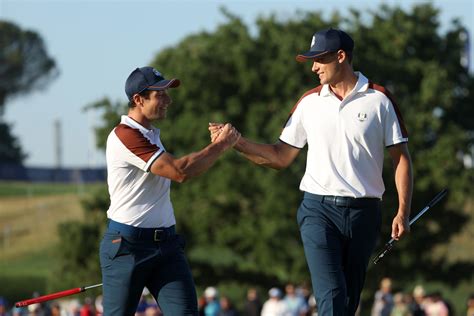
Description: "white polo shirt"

(280, 72), (408, 198)
(105, 115), (176, 228)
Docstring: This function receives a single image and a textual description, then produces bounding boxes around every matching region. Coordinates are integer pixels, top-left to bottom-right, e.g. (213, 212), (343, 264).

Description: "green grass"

(1, 182), (473, 312)
(0, 183), (97, 304)
(0, 246), (57, 277)
(0, 193), (86, 260)
(0, 249), (53, 305)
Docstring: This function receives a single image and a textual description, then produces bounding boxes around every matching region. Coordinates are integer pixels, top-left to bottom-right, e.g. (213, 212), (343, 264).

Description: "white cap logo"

(310, 35), (316, 48)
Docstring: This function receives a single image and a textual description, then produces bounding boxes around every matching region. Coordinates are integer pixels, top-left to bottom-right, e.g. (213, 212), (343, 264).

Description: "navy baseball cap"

(125, 67), (180, 100)
(296, 28), (354, 62)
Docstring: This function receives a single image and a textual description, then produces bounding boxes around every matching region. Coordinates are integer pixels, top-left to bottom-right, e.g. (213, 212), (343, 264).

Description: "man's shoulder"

(293, 85), (324, 110)
(366, 81), (395, 100)
(107, 123), (148, 152)
(111, 123), (143, 141)
(300, 85), (323, 100)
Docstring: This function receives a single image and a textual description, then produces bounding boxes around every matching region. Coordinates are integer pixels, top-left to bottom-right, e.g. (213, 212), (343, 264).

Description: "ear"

(337, 50), (346, 64)
(132, 94), (143, 106)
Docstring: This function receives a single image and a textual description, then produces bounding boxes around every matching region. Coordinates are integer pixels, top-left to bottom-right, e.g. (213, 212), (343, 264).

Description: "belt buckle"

(335, 196), (348, 207)
(154, 229), (164, 241)
(324, 196), (336, 205)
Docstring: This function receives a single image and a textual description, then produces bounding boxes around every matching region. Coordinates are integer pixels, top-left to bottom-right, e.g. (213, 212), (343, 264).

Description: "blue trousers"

(99, 222), (198, 316)
(297, 192), (381, 316)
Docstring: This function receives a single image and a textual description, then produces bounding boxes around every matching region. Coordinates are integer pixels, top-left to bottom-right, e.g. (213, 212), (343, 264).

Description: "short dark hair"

(128, 89), (152, 108)
(344, 50), (353, 64)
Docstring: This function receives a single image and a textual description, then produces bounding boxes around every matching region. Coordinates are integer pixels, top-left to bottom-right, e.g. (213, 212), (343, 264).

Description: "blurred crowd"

(370, 277), (474, 316)
(1, 278), (473, 316)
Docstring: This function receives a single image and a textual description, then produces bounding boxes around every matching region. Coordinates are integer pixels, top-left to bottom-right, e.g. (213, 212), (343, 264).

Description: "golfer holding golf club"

(101, 66), (240, 316)
(210, 28), (413, 315)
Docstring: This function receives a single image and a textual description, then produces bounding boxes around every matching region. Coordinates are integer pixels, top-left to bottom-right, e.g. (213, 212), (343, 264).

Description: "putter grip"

(15, 287), (83, 307)
(373, 241), (394, 264)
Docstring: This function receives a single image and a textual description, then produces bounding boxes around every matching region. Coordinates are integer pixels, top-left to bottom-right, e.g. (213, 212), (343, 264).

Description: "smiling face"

(140, 90), (172, 121)
(311, 50), (346, 85)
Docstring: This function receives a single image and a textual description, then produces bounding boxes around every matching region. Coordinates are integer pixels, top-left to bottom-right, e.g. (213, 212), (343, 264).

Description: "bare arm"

(151, 124), (239, 183)
(388, 142), (413, 240)
(233, 138), (300, 170)
(209, 123), (300, 169)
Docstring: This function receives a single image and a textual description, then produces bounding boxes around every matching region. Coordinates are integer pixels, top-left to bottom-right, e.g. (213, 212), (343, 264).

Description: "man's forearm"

(234, 137), (285, 169)
(394, 151), (413, 218)
(176, 141), (228, 180)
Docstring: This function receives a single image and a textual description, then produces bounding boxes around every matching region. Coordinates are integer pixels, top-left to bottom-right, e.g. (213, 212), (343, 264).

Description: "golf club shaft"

(373, 189), (448, 264)
(15, 283), (102, 307)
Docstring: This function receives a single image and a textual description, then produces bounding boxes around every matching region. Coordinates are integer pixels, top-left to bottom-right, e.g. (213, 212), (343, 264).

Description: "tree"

(67, 3), (472, 311)
(0, 120), (25, 163)
(0, 20), (58, 163)
(148, 3), (474, 292)
(49, 186), (108, 291)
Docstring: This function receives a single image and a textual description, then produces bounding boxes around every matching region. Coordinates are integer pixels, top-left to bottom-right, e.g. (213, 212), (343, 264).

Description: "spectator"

(467, 293), (474, 316)
(307, 294), (318, 316)
(64, 299), (81, 316)
(283, 283), (309, 316)
(424, 292), (449, 316)
(198, 295), (207, 316)
(80, 297), (94, 316)
(135, 294), (148, 316)
(261, 287), (288, 316)
(219, 296), (238, 316)
(12, 306), (27, 316)
(204, 287), (220, 316)
(296, 282), (312, 306)
(27, 302), (42, 316)
(49, 302), (61, 316)
(95, 295), (103, 316)
(144, 303), (162, 316)
(244, 288), (262, 316)
(390, 292), (411, 316)
(409, 285), (426, 316)
(372, 278), (394, 316)
(0, 297), (7, 316)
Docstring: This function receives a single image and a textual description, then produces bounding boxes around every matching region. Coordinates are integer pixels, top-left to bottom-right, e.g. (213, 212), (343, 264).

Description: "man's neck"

(128, 110), (152, 129)
(329, 70), (358, 100)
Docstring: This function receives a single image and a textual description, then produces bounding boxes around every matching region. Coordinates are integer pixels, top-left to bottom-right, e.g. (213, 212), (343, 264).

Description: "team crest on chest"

(357, 112), (367, 121)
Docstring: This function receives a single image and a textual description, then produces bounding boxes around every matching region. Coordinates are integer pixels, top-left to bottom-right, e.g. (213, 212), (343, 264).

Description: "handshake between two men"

(208, 122), (301, 171)
(208, 122), (236, 144)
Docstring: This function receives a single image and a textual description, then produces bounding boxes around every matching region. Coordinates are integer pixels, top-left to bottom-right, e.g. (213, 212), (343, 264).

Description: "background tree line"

(5, 3), (471, 313)
(0, 20), (57, 163)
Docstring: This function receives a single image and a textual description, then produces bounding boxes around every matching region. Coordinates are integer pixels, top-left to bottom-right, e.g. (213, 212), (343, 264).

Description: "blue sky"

(1, 0), (473, 168)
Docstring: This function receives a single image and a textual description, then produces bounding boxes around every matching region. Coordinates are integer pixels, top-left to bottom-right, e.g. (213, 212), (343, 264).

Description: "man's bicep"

(387, 142), (410, 163)
(149, 152), (185, 182)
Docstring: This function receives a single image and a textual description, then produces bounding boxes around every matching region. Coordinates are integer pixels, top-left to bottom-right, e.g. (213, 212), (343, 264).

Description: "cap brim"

(148, 78), (181, 90)
(295, 50), (332, 62)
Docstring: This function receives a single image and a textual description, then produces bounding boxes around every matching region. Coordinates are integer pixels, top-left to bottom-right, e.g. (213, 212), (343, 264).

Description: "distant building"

(0, 163), (106, 182)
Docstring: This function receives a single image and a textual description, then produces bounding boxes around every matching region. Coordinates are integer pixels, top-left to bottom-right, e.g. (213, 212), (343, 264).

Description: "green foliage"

(49, 186), (108, 291)
(0, 20), (58, 109)
(0, 20), (58, 164)
(0, 121), (26, 163)
(81, 3), (472, 312)
(0, 275), (47, 305)
(0, 241), (61, 306)
(84, 98), (126, 150)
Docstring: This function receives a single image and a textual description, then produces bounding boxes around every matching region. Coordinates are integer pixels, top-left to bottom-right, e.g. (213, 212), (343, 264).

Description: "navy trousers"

(99, 221), (198, 316)
(297, 192), (382, 316)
